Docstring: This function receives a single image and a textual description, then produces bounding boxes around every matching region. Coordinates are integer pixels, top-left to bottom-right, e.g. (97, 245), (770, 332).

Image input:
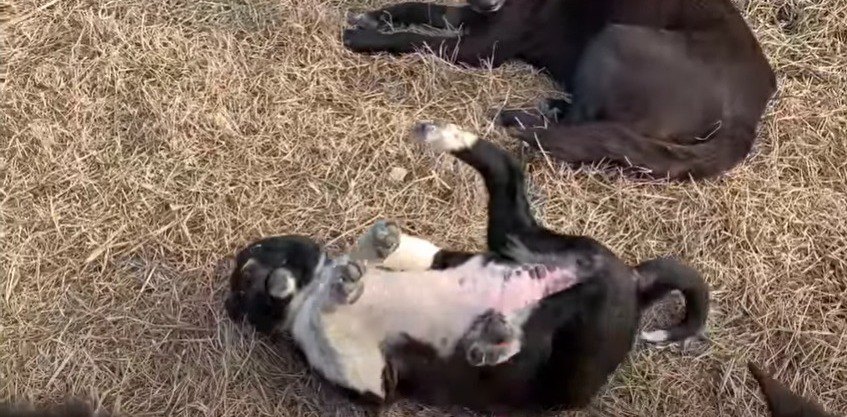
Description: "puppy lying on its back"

(225, 122), (710, 413)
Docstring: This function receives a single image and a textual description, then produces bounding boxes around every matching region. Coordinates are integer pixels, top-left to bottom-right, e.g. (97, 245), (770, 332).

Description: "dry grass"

(1, 0), (846, 416)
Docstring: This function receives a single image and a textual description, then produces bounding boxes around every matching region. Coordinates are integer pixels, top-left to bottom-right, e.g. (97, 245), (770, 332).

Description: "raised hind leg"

(461, 310), (522, 367)
(408, 121), (548, 254)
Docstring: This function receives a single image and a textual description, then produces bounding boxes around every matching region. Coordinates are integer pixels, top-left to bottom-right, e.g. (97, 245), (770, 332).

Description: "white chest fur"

(289, 256), (578, 398)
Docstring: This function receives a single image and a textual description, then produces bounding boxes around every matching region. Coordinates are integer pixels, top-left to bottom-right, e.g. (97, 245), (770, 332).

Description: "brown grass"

(2, 0), (846, 416)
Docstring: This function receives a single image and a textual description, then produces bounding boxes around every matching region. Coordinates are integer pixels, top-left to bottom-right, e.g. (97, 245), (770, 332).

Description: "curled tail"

(634, 257), (709, 343)
(512, 121), (756, 180)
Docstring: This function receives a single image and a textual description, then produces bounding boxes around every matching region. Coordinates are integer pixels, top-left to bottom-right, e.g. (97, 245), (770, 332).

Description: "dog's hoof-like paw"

(410, 121), (478, 152)
(332, 260), (366, 304)
(340, 260), (365, 283)
(371, 220), (401, 259)
(539, 98), (570, 121)
(463, 311), (521, 366)
(347, 11), (381, 30)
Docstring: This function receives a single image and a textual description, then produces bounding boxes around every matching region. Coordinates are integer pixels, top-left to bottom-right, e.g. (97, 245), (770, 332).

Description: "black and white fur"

(225, 122), (710, 413)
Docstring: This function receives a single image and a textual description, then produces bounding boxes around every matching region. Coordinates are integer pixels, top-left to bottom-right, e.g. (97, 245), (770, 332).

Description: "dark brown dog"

(343, 0), (776, 180)
(749, 362), (843, 417)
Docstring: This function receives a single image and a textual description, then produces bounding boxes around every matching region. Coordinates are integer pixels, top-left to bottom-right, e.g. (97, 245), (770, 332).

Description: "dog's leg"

(342, 29), (513, 67)
(408, 122), (545, 254)
(461, 310), (522, 366)
(348, 3), (474, 30)
(350, 220), (475, 271)
(348, 220), (404, 263)
(321, 258), (366, 310)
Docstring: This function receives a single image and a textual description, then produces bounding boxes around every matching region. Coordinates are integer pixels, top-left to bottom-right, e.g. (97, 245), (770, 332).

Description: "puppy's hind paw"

(410, 121), (478, 152)
(463, 311), (521, 367)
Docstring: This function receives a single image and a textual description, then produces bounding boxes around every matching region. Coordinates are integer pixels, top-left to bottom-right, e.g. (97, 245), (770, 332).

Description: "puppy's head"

(225, 235), (325, 334)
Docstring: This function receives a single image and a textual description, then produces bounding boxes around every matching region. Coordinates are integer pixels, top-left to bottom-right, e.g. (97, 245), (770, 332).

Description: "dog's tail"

(633, 257), (709, 343)
(515, 120), (756, 180)
(748, 362), (841, 417)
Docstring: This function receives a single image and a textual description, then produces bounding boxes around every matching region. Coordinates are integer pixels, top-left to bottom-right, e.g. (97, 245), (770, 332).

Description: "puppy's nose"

(413, 122), (438, 136)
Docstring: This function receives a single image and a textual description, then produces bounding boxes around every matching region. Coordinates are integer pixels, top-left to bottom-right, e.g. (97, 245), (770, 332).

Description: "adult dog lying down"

(224, 122), (710, 412)
(343, 0), (776, 180)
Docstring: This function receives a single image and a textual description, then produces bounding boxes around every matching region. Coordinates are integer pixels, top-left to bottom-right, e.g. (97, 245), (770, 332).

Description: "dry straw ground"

(1, 0), (846, 416)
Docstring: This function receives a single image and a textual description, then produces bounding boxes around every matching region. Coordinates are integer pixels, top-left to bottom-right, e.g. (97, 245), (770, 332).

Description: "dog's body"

(343, 0), (776, 180)
(225, 122), (710, 412)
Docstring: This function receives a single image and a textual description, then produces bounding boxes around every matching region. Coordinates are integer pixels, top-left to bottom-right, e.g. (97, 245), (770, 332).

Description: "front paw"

(332, 260), (366, 304)
(539, 98), (570, 122)
(493, 108), (545, 129)
(363, 220), (401, 260)
(346, 11), (383, 30)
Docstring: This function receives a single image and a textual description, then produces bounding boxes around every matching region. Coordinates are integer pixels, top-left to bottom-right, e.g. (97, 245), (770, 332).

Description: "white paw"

(410, 122), (478, 152)
(640, 329), (670, 343)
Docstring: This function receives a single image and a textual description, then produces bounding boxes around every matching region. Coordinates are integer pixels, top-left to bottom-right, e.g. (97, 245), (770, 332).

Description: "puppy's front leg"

(349, 220), (442, 272)
(342, 29), (512, 68)
(348, 3), (474, 31)
(322, 258), (366, 311)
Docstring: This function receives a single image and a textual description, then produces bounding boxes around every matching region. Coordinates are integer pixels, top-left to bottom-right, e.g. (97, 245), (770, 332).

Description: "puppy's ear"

(748, 362), (840, 417)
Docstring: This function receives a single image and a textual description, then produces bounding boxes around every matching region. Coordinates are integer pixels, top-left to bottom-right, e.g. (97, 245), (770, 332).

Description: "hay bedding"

(1, 0), (845, 416)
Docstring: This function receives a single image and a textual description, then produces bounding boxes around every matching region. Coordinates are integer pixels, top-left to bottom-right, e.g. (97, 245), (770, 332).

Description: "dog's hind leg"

(348, 3), (473, 31)
(408, 122), (546, 254)
(461, 310), (522, 366)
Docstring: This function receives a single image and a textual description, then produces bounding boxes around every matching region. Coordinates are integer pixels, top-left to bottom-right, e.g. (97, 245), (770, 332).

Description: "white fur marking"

(288, 256), (582, 398)
(415, 123), (479, 152)
(267, 269), (297, 299)
(380, 234), (440, 271)
(640, 329), (670, 343)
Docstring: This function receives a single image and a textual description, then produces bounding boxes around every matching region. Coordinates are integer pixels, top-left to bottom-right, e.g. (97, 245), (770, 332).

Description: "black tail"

(634, 257), (709, 342)
(748, 362), (841, 417)
(512, 120), (756, 180)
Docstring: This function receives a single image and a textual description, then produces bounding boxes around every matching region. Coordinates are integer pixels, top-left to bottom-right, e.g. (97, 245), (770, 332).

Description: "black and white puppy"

(224, 122), (710, 413)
